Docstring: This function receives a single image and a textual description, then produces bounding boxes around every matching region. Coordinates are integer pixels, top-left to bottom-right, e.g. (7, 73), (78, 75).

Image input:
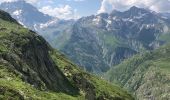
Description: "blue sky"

(1, 0), (170, 19)
(35, 0), (102, 19)
(40, 0), (102, 16)
(35, 0), (170, 19)
(27, 0), (102, 19)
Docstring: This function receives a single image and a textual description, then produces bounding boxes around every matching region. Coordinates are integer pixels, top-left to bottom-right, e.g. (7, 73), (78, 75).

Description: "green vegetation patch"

(50, 50), (134, 100)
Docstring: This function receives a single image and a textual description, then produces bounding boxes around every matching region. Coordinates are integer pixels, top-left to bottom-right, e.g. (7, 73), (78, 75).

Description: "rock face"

(0, 24), (76, 94)
(0, 10), (18, 23)
(105, 44), (170, 100)
(0, 10), (134, 99)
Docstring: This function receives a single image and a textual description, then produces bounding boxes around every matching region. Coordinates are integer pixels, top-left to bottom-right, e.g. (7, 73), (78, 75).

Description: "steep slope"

(0, 10), (18, 23)
(0, 0), (52, 29)
(50, 50), (134, 100)
(0, 10), (134, 99)
(105, 44), (170, 100)
(0, 9), (77, 95)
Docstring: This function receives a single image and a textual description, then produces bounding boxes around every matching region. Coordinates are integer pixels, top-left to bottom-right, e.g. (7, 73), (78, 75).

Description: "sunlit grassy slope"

(0, 10), (134, 100)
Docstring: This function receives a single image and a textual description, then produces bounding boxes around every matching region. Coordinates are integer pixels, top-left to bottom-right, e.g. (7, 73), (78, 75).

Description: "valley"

(0, 0), (170, 100)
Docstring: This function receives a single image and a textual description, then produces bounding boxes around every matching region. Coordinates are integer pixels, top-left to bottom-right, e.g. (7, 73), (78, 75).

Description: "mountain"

(0, 0), (76, 49)
(1, 1), (170, 74)
(0, 10), (134, 99)
(105, 43), (170, 100)
(0, 0), (52, 30)
(57, 6), (170, 73)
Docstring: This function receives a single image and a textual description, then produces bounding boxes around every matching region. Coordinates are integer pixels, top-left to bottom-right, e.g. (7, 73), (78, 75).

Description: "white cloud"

(39, 5), (80, 19)
(66, 0), (85, 2)
(26, 0), (39, 4)
(0, 0), (17, 3)
(74, 0), (85, 1)
(0, 0), (40, 4)
(0, 0), (80, 20)
(98, 0), (170, 13)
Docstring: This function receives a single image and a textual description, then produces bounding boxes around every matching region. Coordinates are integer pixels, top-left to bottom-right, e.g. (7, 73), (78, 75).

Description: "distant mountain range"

(1, 1), (170, 74)
(58, 6), (170, 73)
(59, 6), (170, 73)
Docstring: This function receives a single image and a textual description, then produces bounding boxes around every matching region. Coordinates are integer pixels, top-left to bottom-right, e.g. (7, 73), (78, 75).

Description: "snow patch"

(112, 16), (117, 20)
(122, 18), (133, 22)
(12, 10), (22, 16)
(161, 16), (168, 19)
(93, 16), (101, 25)
(18, 21), (27, 28)
(39, 18), (59, 29)
(163, 25), (169, 33)
(106, 19), (112, 24)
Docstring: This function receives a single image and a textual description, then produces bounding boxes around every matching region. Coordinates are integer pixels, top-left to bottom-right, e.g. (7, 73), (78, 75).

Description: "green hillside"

(0, 10), (133, 100)
(105, 44), (170, 100)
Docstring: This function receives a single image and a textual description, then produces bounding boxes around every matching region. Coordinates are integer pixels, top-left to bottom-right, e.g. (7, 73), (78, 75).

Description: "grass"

(0, 14), (134, 100)
(0, 65), (82, 100)
(0, 18), (82, 100)
(159, 32), (170, 43)
(50, 50), (134, 100)
(105, 44), (170, 100)
(97, 30), (120, 48)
